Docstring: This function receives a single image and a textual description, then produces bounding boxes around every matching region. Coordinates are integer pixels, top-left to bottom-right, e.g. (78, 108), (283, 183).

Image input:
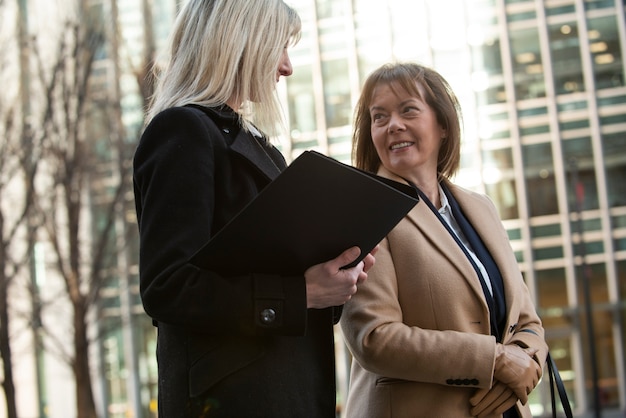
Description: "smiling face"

(369, 81), (446, 183)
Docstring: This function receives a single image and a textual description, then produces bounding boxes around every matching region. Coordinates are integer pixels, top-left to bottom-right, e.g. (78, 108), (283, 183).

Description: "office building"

(2, 0), (624, 417)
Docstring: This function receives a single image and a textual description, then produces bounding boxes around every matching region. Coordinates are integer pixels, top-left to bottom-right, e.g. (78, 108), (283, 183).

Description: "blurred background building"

(1, 0), (624, 417)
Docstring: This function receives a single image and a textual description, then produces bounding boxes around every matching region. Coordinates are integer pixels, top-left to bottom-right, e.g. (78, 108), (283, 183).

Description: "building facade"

(2, 0), (624, 417)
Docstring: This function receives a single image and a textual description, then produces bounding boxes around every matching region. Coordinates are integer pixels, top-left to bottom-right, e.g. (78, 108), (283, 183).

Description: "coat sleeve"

(132, 107), (307, 336)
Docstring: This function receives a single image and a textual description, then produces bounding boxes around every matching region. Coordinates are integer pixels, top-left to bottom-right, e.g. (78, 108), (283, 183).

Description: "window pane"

(287, 65), (317, 133)
(602, 132), (626, 207)
(509, 28), (546, 99)
(587, 15), (625, 89)
(575, 263), (619, 409)
(549, 22), (584, 94)
(321, 59), (351, 128)
(483, 148), (519, 219)
(523, 142), (558, 216)
(471, 36), (507, 105)
(563, 137), (599, 210)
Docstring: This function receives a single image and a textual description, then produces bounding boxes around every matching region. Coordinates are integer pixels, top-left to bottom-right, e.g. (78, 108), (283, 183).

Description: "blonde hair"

(146, 0), (301, 136)
(352, 62), (462, 180)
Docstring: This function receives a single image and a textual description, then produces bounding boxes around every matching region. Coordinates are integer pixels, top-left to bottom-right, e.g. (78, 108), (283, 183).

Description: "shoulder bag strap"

(547, 352), (573, 418)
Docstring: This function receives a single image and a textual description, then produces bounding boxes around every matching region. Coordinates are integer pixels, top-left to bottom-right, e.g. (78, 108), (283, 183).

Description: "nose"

(388, 114), (405, 133)
(278, 50), (293, 77)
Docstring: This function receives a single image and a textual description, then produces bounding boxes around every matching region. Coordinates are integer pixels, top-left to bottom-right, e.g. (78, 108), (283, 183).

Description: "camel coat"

(340, 169), (548, 418)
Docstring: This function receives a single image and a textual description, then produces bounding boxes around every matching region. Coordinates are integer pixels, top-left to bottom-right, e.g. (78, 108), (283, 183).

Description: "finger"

(362, 251), (376, 273)
(332, 246), (361, 272)
(523, 347), (539, 357)
(469, 387), (490, 406)
(491, 393), (518, 415)
(475, 388), (516, 418)
(470, 384), (507, 416)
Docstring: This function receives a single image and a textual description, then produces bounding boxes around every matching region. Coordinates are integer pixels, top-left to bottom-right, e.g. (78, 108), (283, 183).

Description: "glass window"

(507, 227), (522, 240)
(559, 119), (590, 131)
(584, 0), (616, 10)
(600, 114), (626, 126)
(619, 259), (626, 306)
(533, 245), (564, 260)
(619, 259), (626, 411)
(518, 106), (548, 117)
(597, 93), (626, 106)
(509, 28), (546, 100)
(523, 142), (559, 216)
(563, 137), (599, 211)
(321, 59), (351, 128)
(574, 263), (619, 409)
(539, 336), (577, 413)
(557, 99), (587, 111)
(602, 132), (626, 207)
(549, 22), (585, 94)
(587, 15), (625, 89)
(482, 148), (519, 219)
(507, 10), (537, 22)
(536, 267), (569, 322)
(315, 0), (346, 20)
(546, 3), (576, 15)
(535, 266), (574, 416)
(531, 223), (562, 238)
(520, 124), (550, 136)
(471, 34), (506, 105)
(287, 65), (317, 134)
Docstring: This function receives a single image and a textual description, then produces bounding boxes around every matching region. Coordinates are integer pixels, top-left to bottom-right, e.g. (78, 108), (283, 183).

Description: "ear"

(440, 126), (447, 139)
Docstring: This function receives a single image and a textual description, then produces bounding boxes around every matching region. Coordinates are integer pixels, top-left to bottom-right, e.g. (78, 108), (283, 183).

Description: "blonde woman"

(133, 1), (375, 416)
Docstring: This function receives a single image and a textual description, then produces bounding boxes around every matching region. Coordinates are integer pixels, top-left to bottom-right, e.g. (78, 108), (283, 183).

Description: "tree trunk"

(0, 214), (18, 418)
(73, 302), (96, 418)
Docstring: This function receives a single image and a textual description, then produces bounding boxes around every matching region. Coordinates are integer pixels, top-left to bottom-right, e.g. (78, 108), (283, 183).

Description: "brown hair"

(352, 62), (462, 180)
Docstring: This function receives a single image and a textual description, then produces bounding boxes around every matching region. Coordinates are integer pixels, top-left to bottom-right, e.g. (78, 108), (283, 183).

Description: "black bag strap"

(547, 352), (573, 418)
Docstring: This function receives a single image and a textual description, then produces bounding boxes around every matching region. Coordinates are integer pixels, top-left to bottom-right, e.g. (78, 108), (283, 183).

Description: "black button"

(259, 308), (276, 324)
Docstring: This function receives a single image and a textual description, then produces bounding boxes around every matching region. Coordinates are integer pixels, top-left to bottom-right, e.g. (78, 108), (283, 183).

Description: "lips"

(390, 141), (413, 150)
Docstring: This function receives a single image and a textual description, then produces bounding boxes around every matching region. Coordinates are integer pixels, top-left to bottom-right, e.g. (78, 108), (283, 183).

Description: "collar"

(438, 183), (451, 215)
(187, 104), (283, 180)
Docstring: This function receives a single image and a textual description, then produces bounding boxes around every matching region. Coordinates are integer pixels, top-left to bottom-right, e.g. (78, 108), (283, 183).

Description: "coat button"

(222, 128), (230, 134)
(260, 308), (276, 324)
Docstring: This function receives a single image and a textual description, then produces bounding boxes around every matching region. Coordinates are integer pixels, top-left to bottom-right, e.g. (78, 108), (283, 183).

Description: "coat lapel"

(230, 130), (283, 180)
(445, 182), (520, 317)
(193, 104), (283, 181)
(376, 168), (489, 308)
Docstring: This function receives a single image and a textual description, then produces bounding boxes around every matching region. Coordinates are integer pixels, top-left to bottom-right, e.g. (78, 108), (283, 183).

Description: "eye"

(403, 105), (420, 115)
(371, 113), (387, 124)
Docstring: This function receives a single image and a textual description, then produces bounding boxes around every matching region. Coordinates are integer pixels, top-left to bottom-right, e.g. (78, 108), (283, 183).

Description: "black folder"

(189, 150), (419, 276)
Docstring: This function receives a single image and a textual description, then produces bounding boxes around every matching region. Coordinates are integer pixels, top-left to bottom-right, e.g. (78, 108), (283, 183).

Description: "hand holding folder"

(189, 151), (419, 276)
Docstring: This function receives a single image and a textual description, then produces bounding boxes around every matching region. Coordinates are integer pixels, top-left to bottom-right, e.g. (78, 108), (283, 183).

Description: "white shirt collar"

(438, 183), (451, 214)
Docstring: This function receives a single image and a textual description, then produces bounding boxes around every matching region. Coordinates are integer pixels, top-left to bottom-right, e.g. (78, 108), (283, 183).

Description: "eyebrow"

(370, 98), (420, 111)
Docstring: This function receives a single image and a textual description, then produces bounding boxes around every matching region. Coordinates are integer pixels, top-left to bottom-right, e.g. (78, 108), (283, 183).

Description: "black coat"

(133, 105), (338, 417)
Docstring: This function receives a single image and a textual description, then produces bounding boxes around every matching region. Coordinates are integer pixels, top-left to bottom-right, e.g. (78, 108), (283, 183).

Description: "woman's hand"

(470, 381), (518, 418)
(304, 245), (377, 309)
(493, 344), (542, 404)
